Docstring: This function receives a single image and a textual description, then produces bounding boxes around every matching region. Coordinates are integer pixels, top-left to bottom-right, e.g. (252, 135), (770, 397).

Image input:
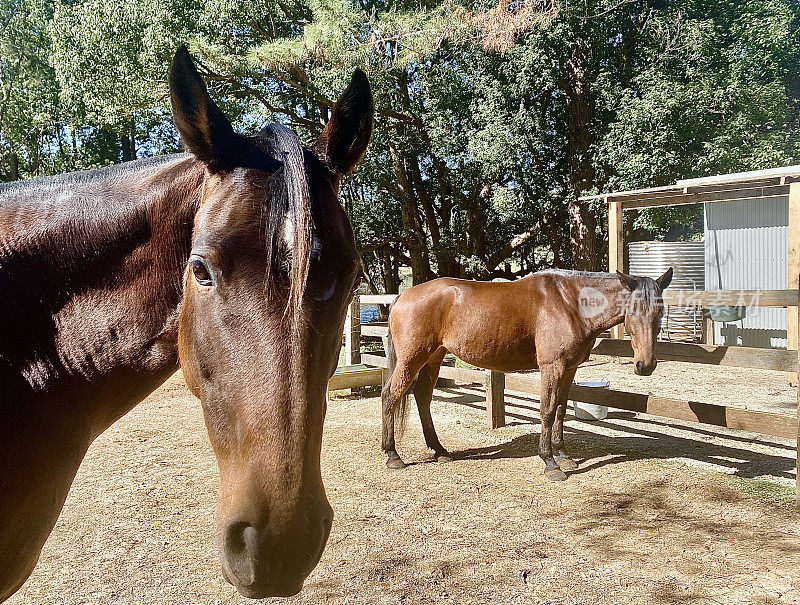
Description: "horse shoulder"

(529, 278), (592, 366)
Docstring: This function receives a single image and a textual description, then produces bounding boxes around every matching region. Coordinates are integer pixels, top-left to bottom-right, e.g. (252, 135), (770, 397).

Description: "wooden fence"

(331, 291), (800, 504)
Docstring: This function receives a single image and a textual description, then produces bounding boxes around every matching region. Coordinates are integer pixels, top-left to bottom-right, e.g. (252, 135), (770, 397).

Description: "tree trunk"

(8, 153), (19, 181)
(561, 40), (599, 270)
(568, 199), (597, 270)
(388, 255), (401, 293)
(390, 144), (432, 285)
(401, 201), (431, 285)
(121, 120), (136, 162)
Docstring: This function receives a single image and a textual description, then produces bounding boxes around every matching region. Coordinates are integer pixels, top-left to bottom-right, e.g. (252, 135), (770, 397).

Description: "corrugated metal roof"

(580, 165), (800, 203)
(678, 165), (800, 187)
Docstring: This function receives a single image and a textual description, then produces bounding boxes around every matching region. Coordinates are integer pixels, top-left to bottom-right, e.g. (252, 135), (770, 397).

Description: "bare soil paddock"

(9, 361), (800, 605)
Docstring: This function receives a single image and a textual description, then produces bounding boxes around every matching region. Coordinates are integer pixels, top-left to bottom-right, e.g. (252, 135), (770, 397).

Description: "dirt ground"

(8, 362), (800, 605)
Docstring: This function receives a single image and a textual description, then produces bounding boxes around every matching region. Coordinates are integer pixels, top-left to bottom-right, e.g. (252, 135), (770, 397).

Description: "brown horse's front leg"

(538, 364), (567, 481)
(552, 366), (579, 472)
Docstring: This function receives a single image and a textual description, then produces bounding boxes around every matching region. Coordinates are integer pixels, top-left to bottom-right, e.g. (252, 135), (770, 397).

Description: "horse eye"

(191, 259), (214, 287)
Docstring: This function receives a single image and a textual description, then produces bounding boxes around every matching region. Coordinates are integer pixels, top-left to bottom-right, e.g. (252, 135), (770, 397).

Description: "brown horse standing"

(382, 268), (672, 480)
(0, 47), (372, 600)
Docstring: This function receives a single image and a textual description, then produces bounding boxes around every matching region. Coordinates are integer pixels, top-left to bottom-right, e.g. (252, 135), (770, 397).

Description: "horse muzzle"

(220, 503), (333, 598)
(634, 360), (656, 376)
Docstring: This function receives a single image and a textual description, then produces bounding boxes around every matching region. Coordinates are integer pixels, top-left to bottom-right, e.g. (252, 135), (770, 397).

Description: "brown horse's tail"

(384, 299), (409, 440)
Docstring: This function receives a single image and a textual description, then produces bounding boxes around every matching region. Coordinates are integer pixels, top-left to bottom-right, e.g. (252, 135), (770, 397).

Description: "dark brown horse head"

(617, 268), (672, 376)
(170, 47), (372, 598)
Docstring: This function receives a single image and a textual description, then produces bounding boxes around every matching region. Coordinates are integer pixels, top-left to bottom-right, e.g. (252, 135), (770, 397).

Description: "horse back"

(390, 276), (562, 372)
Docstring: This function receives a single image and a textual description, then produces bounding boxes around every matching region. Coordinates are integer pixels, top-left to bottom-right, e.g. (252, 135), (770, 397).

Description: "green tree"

(5, 0), (799, 287)
(0, 0), (61, 179)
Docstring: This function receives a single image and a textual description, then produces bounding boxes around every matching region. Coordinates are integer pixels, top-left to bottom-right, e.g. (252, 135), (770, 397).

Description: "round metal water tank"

(628, 241), (705, 342)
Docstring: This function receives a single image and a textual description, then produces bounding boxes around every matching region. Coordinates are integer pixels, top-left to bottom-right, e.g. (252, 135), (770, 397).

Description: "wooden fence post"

(789, 182), (800, 386)
(608, 198), (625, 340)
(345, 297), (361, 366)
(796, 282), (800, 508)
(485, 370), (506, 429)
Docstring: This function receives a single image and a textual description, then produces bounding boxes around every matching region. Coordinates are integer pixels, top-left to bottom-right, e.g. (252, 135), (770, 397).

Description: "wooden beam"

(788, 183), (800, 352)
(344, 298), (361, 366)
(361, 323), (389, 338)
(608, 199), (624, 340)
(618, 181), (787, 203)
(362, 353), (487, 385)
(663, 289), (797, 308)
(582, 168), (800, 203)
(504, 374), (796, 440)
(581, 184), (684, 202)
(367, 336), (799, 375)
(703, 314), (714, 345)
(620, 184), (790, 209)
(362, 352), (389, 368)
(359, 294), (399, 305)
(363, 291), (800, 314)
(485, 370), (506, 428)
(328, 365), (385, 391)
(592, 338), (797, 372)
(437, 364), (486, 384)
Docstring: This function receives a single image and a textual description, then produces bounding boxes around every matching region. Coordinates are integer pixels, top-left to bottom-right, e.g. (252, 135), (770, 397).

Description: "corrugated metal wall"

(629, 241), (705, 342)
(704, 196), (788, 348)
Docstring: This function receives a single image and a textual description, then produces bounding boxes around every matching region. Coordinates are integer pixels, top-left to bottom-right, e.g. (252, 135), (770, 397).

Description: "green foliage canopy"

(1, 0), (798, 288)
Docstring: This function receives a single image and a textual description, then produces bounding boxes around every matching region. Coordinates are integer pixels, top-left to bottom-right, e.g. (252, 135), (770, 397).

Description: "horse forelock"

(629, 277), (663, 317)
(257, 124), (315, 322)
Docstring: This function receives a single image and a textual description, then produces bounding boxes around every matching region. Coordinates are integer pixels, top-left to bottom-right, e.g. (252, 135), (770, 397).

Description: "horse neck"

(0, 156), (204, 432)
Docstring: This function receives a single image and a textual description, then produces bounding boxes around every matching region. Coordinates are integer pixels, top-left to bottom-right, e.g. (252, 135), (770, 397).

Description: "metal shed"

(578, 167), (800, 504)
(580, 165), (800, 349)
(704, 190), (788, 347)
(629, 241), (705, 342)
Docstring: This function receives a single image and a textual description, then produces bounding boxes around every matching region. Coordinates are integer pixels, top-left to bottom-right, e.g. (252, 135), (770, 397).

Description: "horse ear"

(656, 267), (673, 291)
(313, 69), (373, 175)
(616, 271), (638, 291)
(169, 45), (237, 169)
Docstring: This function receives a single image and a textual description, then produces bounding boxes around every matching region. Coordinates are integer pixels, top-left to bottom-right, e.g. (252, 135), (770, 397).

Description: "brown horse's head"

(170, 47), (372, 598)
(617, 268), (672, 376)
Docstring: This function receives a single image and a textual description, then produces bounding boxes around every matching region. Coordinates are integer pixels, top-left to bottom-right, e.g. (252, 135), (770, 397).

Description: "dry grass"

(8, 370), (800, 605)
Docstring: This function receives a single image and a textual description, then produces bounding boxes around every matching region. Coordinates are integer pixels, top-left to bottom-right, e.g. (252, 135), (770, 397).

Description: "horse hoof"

(435, 452), (452, 463)
(545, 467), (568, 481)
(556, 457), (578, 472)
(386, 457), (407, 470)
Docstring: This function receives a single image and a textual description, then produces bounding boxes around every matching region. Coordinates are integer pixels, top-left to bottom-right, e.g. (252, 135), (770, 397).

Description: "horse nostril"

(224, 521), (259, 587)
(635, 361), (644, 374)
(319, 513), (333, 554)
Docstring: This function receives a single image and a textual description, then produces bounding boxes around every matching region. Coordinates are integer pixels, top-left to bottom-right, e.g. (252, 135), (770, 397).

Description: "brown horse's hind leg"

(413, 348), (450, 462)
(538, 363), (567, 481)
(381, 362), (416, 469)
(552, 366), (579, 472)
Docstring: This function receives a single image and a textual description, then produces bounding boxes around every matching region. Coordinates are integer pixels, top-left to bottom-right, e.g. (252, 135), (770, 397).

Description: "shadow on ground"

(433, 386), (796, 482)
